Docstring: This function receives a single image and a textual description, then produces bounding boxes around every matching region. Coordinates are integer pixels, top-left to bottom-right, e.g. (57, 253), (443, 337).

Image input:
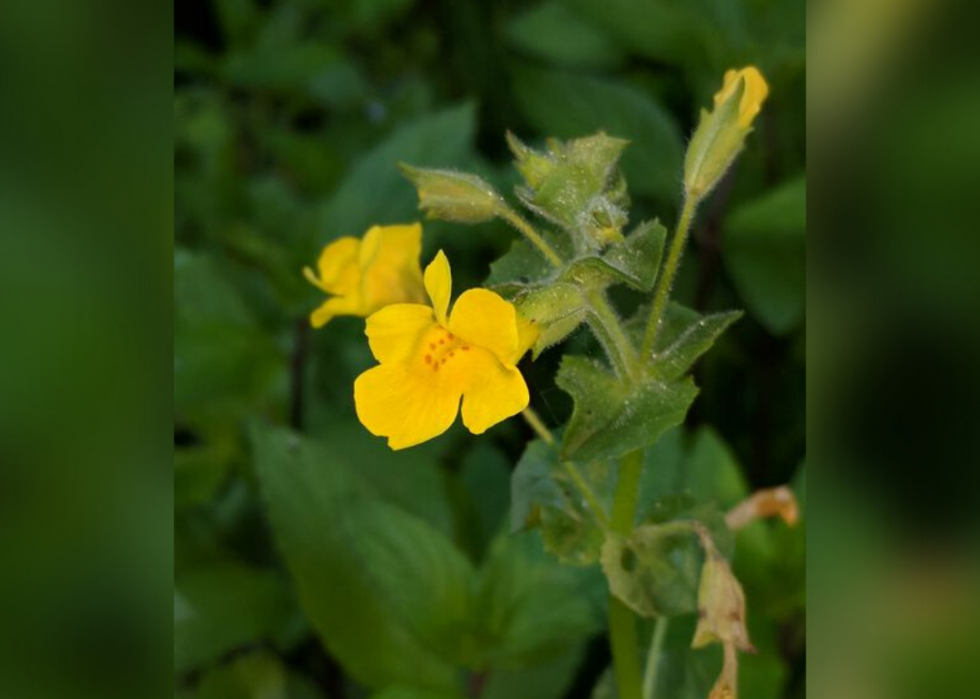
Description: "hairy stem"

(609, 449), (645, 699)
(521, 407), (554, 445)
(563, 461), (610, 528)
(641, 196), (699, 360)
(498, 206), (564, 267)
(586, 290), (637, 379)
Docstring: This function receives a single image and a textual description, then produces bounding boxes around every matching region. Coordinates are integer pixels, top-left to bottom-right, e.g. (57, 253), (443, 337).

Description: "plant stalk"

(521, 407), (554, 445)
(641, 196), (699, 360)
(608, 448), (645, 699)
(498, 206), (564, 267)
(586, 290), (637, 379)
(642, 617), (669, 699)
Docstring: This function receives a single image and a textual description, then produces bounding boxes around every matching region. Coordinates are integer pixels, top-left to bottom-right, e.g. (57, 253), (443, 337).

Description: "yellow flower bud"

(713, 67), (769, 129)
(684, 66), (769, 201)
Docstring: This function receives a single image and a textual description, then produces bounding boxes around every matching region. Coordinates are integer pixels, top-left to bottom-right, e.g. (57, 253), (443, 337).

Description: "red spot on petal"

(433, 364), (439, 372)
(447, 333), (455, 340)
(448, 351), (454, 357)
(439, 339), (445, 345)
(441, 358), (447, 365)
(429, 343), (436, 350)
(461, 346), (470, 351)
(424, 354), (432, 363)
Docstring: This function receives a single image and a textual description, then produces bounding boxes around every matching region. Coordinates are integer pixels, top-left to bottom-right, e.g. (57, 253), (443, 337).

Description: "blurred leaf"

(174, 561), (292, 674)
(722, 174), (806, 335)
(559, 0), (745, 69)
(483, 643), (587, 699)
(317, 419), (455, 536)
(214, 0), (260, 47)
(195, 651), (286, 699)
(173, 249), (285, 415)
(458, 442), (512, 557)
(322, 104), (477, 236)
(252, 424), (458, 690)
(557, 356), (698, 462)
(477, 531), (599, 667)
(507, 2), (623, 69)
(356, 498), (478, 665)
(370, 688), (462, 699)
(513, 69), (683, 199)
(511, 437), (613, 565)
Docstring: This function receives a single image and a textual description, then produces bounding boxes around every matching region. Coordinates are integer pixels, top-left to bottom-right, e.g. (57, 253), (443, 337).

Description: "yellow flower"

(354, 251), (537, 450)
(713, 66), (769, 128)
(304, 223), (426, 328)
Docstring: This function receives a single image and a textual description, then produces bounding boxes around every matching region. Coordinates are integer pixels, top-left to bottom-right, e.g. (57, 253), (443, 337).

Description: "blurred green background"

(174, 1), (804, 698)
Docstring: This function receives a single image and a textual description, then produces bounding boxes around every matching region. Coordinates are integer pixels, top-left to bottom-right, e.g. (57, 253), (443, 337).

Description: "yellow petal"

(714, 66), (769, 128)
(512, 314), (540, 364)
(448, 288), (519, 365)
(364, 303), (435, 364)
(307, 237), (361, 295)
(354, 363), (461, 450)
(361, 223), (426, 309)
(459, 350), (529, 435)
(424, 250), (452, 323)
(310, 294), (364, 328)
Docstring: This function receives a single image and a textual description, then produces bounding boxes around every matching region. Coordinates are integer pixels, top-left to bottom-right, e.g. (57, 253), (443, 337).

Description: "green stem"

(498, 206), (564, 267)
(642, 618), (669, 699)
(586, 290), (637, 379)
(608, 449), (645, 699)
(641, 196), (699, 361)
(521, 407), (554, 445)
(563, 461), (610, 528)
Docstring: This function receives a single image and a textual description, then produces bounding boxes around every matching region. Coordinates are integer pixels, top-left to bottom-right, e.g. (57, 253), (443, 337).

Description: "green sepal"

(684, 78), (749, 201)
(514, 283), (587, 359)
(399, 163), (503, 224)
(556, 355), (698, 462)
(508, 132), (630, 248)
(511, 437), (614, 566)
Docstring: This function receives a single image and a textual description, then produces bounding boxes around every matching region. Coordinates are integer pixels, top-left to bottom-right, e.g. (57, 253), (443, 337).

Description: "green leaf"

(356, 499), (478, 665)
(458, 443), (512, 557)
(486, 238), (558, 296)
(722, 175), (806, 335)
(174, 250), (284, 415)
(322, 104), (477, 236)
(507, 2), (624, 69)
(556, 356), (699, 462)
(370, 689), (462, 699)
(650, 304), (742, 379)
(483, 644), (587, 699)
(477, 531), (600, 667)
(252, 424), (457, 690)
(511, 438), (613, 566)
(513, 67), (683, 199)
(175, 561), (292, 674)
(601, 523), (703, 618)
(195, 651), (290, 699)
(561, 219), (667, 292)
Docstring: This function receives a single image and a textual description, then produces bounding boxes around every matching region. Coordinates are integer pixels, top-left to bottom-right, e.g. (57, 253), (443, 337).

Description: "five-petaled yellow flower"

(304, 223), (426, 328)
(714, 66), (769, 128)
(354, 251), (537, 450)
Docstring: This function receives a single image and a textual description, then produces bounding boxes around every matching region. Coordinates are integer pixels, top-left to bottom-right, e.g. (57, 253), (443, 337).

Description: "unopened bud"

(399, 164), (503, 224)
(684, 66), (769, 202)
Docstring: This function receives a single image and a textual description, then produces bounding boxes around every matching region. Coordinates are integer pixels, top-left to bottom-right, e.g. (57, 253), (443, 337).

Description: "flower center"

(421, 326), (470, 372)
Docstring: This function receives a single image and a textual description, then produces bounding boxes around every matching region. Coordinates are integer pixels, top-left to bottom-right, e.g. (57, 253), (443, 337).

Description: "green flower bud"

(399, 164), (503, 224)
